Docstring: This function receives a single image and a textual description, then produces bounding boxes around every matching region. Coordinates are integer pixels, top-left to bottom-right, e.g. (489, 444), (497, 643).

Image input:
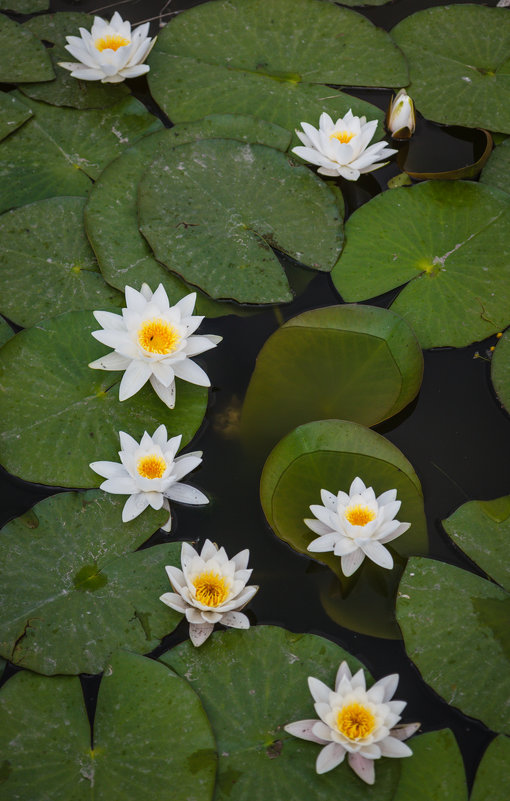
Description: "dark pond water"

(1, 0), (508, 789)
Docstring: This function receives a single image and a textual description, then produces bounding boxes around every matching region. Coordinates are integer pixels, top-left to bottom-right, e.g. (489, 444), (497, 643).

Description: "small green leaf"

(0, 13), (53, 83)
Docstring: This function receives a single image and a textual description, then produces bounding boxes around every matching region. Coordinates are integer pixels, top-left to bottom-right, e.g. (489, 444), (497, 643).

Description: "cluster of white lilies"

(70, 11), (418, 785)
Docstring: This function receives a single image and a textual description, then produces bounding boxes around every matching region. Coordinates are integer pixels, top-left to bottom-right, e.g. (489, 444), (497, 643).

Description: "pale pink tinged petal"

(88, 352), (131, 371)
(341, 549), (365, 577)
(308, 677), (332, 704)
(377, 489), (397, 506)
(320, 489), (337, 511)
(69, 67), (107, 81)
(184, 335), (220, 357)
(100, 476), (138, 494)
(185, 606), (204, 624)
(175, 292), (197, 317)
(380, 522), (410, 544)
(149, 375), (176, 409)
(172, 358), (211, 387)
(371, 673), (399, 703)
(189, 622), (214, 647)
(360, 540), (393, 570)
(304, 519), (332, 537)
(379, 737), (413, 758)
(284, 720), (327, 744)
(311, 721), (335, 743)
(232, 548), (250, 571)
(350, 477), (366, 495)
(220, 610), (250, 629)
(295, 129), (312, 148)
(172, 454), (203, 481)
(348, 753), (375, 785)
(165, 483), (208, 505)
(358, 743), (381, 759)
(120, 64), (150, 78)
(391, 722), (420, 741)
(89, 460), (126, 479)
(121, 492), (149, 522)
(159, 592), (187, 613)
(316, 742), (346, 774)
(307, 534), (338, 553)
(118, 360), (152, 400)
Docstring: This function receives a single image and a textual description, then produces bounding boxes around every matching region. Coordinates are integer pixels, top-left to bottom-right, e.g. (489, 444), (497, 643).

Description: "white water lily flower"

(292, 110), (397, 181)
(58, 11), (156, 83)
(387, 89), (416, 140)
(284, 661), (419, 785)
(89, 283), (222, 409)
(90, 424), (208, 529)
(160, 539), (259, 647)
(305, 477), (410, 577)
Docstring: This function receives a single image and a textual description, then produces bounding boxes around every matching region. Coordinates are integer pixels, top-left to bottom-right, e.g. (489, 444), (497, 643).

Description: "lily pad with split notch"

(331, 181), (510, 349)
(138, 138), (343, 304)
(0, 491), (181, 675)
(0, 310), (208, 487)
(0, 13), (53, 84)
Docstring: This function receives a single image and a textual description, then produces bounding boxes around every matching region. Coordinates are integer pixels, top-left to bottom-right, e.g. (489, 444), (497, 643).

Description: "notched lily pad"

(242, 304), (423, 456)
(491, 328), (510, 413)
(0, 196), (123, 327)
(0, 310), (208, 487)
(0, 90), (32, 142)
(0, 13), (54, 84)
(332, 181), (510, 349)
(138, 138), (343, 304)
(397, 557), (510, 734)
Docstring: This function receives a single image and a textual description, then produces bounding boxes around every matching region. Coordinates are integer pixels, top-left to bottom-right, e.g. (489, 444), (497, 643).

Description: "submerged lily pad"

(392, 5), (510, 133)
(85, 118), (291, 315)
(0, 651), (216, 800)
(397, 557), (510, 734)
(0, 91), (31, 142)
(491, 328), (510, 413)
(443, 496), (510, 592)
(480, 138), (510, 195)
(260, 420), (427, 636)
(242, 304), (423, 456)
(139, 138), (343, 304)
(0, 491), (180, 674)
(162, 626), (401, 801)
(332, 181), (510, 349)
(0, 197), (123, 327)
(21, 13), (130, 109)
(0, 14), (53, 84)
(470, 736), (510, 801)
(0, 310), (208, 487)
(0, 93), (162, 213)
(147, 0), (405, 135)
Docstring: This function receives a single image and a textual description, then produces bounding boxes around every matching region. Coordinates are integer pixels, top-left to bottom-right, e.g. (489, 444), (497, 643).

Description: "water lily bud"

(387, 89), (416, 140)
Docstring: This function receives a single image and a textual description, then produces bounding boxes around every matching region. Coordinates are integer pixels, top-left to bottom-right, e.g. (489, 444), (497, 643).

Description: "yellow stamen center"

(337, 703), (376, 740)
(137, 319), (180, 355)
(345, 505), (376, 527)
(330, 130), (355, 144)
(95, 34), (130, 52)
(137, 454), (166, 480)
(193, 571), (230, 607)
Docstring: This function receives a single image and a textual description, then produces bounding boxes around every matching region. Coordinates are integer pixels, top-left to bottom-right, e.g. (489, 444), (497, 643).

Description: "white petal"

(341, 549), (365, 577)
(100, 476), (138, 494)
(172, 358), (211, 387)
(316, 742), (346, 774)
(121, 492), (149, 522)
(184, 335), (221, 357)
(335, 661), (353, 690)
(175, 292), (197, 318)
(371, 673), (399, 703)
(164, 483), (208, 505)
(359, 540), (393, 570)
(348, 753), (375, 785)
(172, 454), (203, 481)
(391, 722), (420, 741)
(88, 352), (131, 371)
(308, 676), (332, 704)
(93, 310), (125, 330)
(378, 737), (413, 758)
(350, 477), (366, 495)
(159, 592), (187, 613)
(189, 622), (214, 647)
(118, 360), (152, 400)
(284, 720), (328, 744)
(220, 611), (250, 629)
(379, 521), (411, 545)
(89, 460), (126, 479)
(150, 375), (176, 409)
(304, 519), (333, 537)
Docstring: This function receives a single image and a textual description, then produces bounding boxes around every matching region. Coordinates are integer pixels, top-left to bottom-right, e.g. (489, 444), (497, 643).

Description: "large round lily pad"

(443, 495), (510, 592)
(480, 138), (510, 196)
(491, 328), (510, 414)
(391, 5), (510, 133)
(0, 490), (181, 675)
(139, 138), (343, 304)
(85, 118), (291, 316)
(161, 625), (401, 801)
(242, 304), (423, 456)
(397, 557), (510, 735)
(0, 13), (53, 84)
(470, 736), (510, 801)
(331, 181), (510, 349)
(0, 91), (31, 143)
(21, 13), (130, 109)
(392, 729), (467, 801)
(147, 0), (405, 136)
(0, 196), (123, 327)
(0, 310), (208, 487)
(0, 93), (162, 214)
(260, 420), (427, 636)
(0, 651), (216, 800)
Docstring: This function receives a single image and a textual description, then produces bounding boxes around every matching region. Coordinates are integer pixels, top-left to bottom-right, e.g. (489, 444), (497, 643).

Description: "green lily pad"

(0, 651), (216, 800)
(260, 420), (427, 637)
(0, 0), (48, 11)
(397, 557), (510, 735)
(491, 328), (510, 413)
(0, 93), (162, 214)
(0, 13), (53, 84)
(443, 496), (510, 592)
(147, 0), (405, 136)
(0, 91), (31, 142)
(391, 5), (510, 133)
(331, 181), (510, 349)
(0, 316), (13, 348)
(242, 304), (423, 456)
(392, 729), (467, 801)
(85, 118), (291, 316)
(139, 138), (343, 304)
(480, 138), (510, 195)
(161, 625), (401, 801)
(21, 13), (130, 109)
(0, 310), (208, 487)
(0, 490), (182, 675)
(471, 736), (510, 801)
(0, 196), (123, 327)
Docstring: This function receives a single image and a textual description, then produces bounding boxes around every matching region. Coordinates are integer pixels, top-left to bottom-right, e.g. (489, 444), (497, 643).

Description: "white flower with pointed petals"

(89, 283), (221, 409)
(305, 477), (411, 577)
(58, 11), (156, 83)
(284, 661), (418, 785)
(160, 540), (259, 647)
(292, 110), (397, 181)
(90, 425), (208, 529)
